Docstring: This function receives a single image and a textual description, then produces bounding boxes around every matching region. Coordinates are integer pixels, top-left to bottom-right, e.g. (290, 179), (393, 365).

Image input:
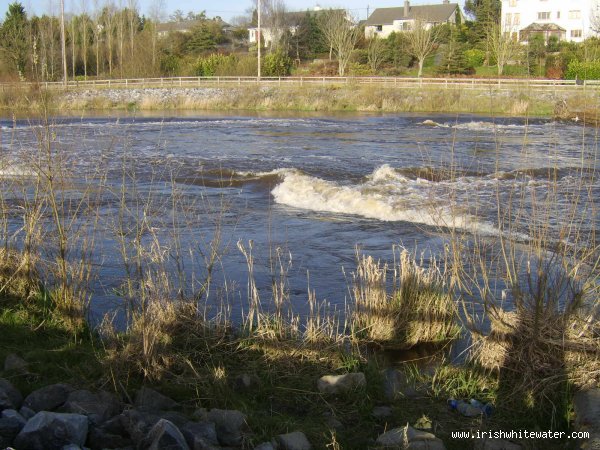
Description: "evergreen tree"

(438, 31), (472, 75)
(0, 2), (30, 77)
(186, 23), (216, 54)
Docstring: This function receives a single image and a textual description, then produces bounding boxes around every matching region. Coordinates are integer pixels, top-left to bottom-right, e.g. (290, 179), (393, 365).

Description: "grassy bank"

(2, 82), (598, 118)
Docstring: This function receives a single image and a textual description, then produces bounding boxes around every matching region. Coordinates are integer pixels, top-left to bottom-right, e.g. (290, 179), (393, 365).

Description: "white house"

(364, 0), (461, 39)
(501, 0), (598, 43)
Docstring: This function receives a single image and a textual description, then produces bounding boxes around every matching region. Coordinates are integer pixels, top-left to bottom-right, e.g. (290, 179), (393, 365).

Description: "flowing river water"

(1, 112), (598, 334)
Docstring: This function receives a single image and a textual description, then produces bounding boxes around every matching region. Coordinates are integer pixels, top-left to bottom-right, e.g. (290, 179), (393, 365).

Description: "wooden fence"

(2, 76), (599, 91)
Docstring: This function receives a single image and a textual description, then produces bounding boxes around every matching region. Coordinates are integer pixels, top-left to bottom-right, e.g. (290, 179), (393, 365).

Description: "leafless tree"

(262, 0), (289, 52)
(367, 36), (386, 72)
(148, 0), (165, 70)
(405, 18), (439, 77)
(318, 9), (360, 76)
(102, 0), (116, 76)
(487, 22), (521, 76)
(80, 0), (89, 79)
(127, 0), (138, 60)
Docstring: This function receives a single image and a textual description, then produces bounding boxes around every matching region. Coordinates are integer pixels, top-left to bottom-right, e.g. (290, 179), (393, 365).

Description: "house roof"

(365, 3), (459, 26)
(157, 18), (230, 33)
(521, 22), (566, 32)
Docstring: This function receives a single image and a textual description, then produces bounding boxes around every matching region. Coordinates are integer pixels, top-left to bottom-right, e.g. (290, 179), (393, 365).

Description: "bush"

(565, 59), (600, 80)
(262, 51), (292, 77)
(160, 55), (181, 76)
(464, 48), (485, 68)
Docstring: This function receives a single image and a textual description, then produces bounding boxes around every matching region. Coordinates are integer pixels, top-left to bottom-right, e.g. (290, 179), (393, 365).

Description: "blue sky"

(2, 0), (465, 23)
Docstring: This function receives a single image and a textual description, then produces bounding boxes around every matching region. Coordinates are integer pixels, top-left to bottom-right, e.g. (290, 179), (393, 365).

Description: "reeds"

(351, 247), (459, 349)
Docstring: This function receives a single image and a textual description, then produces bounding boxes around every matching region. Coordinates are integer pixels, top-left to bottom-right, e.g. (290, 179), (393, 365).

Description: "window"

(571, 29), (582, 37)
(505, 13), (512, 25)
(514, 13), (520, 25)
(569, 10), (581, 19)
(402, 21), (412, 31)
(509, 0), (517, 6)
(556, 11), (560, 19)
(376, 25), (383, 31)
(537, 11), (551, 20)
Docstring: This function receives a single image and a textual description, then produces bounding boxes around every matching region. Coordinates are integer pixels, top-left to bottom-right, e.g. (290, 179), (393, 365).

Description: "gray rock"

(146, 419), (189, 450)
(14, 411), (88, 450)
(60, 390), (121, 425)
(134, 387), (178, 412)
(1, 409), (26, 428)
(23, 383), (74, 412)
(87, 424), (132, 450)
(62, 445), (83, 450)
(0, 378), (23, 411)
(207, 409), (248, 447)
(317, 373), (366, 394)
(274, 431), (312, 450)
(382, 369), (421, 400)
(474, 439), (522, 450)
(180, 421), (220, 449)
(4, 354), (28, 373)
(254, 442), (275, 450)
(0, 415), (25, 448)
(372, 406), (393, 419)
(122, 409), (162, 444)
(19, 406), (36, 420)
(376, 425), (444, 448)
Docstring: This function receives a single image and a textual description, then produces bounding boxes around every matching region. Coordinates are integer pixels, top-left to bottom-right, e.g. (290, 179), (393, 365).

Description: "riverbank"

(1, 83), (598, 119)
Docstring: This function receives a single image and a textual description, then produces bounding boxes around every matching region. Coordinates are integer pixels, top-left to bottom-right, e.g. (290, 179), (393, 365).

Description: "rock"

(4, 354), (28, 373)
(60, 390), (121, 425)
(0, 378), (23, 411)
(422, 120), (440, 126)
(382, 369), (421, 400)
(474, 438), (522, 450)
(254, 442), (275, 450)
(180, 421), (220, 449)
(192, 408), (208, 422)
(145, 419), (190, 450)
(87, 424), (132, 450)
(413, 415), (433, 432)
(134, 387), (178, 412)
(62, 445), (83, 450)
(207, 409), (248, 447)
(23, 383), (74, 412)
(274, 431), (312, 450)
(0, 415), (25, 448)
(372, 406), (393, 419)
(19, 406), (36, 420)
(122, 409), (162, 444)
(14, 411), (88, 450)
(317, 373), (366, 394)
(1, 409), (27, 428)
(376, 425), (445, 449)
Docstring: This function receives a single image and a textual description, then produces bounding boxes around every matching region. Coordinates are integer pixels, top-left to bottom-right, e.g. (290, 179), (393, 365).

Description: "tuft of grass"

(351, 248), (460, 349)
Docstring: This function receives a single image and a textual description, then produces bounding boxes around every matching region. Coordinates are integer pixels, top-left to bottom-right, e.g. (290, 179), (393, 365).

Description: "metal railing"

(2, 76), (598, 91)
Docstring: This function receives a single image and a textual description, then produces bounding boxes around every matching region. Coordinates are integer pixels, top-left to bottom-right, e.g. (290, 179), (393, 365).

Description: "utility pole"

(257, 0), (261, 80)
(60, 0), (68, 86)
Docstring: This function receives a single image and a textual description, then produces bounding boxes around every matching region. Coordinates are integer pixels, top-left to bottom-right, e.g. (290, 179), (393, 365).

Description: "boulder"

(1, 409), (27, 428)
(4, 354), (29, 373)
(207, 408), (247, 446)
(0, 378), (23, 411)
(0, 415), (25, 448)
(122, 409), (162, 444)
(145, 419), (189, 450)
(60, 390), (121, 425)
(14, 411), (88, 450)
(23, 383), (74, 412)
(254, 442), (275, 450)
(376, 425), (445, 449)
(180, 421), (220, 449)
(274, 431), (312, 450)
(317, 373), (366, 394)
(372, 406), (393, 419)
(87, 424), (132, 450)
(134, 387), (178, 412)
(19, 406), (36, 420)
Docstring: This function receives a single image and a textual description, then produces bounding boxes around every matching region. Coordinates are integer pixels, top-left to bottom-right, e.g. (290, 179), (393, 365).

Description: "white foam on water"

(269, 164), (501, 235)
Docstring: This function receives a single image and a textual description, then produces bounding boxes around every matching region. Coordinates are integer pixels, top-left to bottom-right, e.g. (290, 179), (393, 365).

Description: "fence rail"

(2, 76), (598, 91)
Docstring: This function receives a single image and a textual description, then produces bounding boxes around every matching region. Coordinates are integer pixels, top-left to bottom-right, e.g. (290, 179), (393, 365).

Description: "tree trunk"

(418, 58), (424, 77)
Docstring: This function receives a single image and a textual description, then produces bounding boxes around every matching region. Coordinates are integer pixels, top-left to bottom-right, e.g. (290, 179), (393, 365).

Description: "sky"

(0, 0), (465, 23)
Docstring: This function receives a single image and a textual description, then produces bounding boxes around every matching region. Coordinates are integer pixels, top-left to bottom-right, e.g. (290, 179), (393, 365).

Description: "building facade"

(501, 0), (598, 42)
(364, 1), (461, 39)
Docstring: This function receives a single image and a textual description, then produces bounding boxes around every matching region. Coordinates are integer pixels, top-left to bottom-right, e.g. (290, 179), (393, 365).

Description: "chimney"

(443, 0), (449, 3)
(404, 0), (410, 17)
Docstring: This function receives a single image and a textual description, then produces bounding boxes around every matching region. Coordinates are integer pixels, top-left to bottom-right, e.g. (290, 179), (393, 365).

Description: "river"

(0, 112), (598, 327)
